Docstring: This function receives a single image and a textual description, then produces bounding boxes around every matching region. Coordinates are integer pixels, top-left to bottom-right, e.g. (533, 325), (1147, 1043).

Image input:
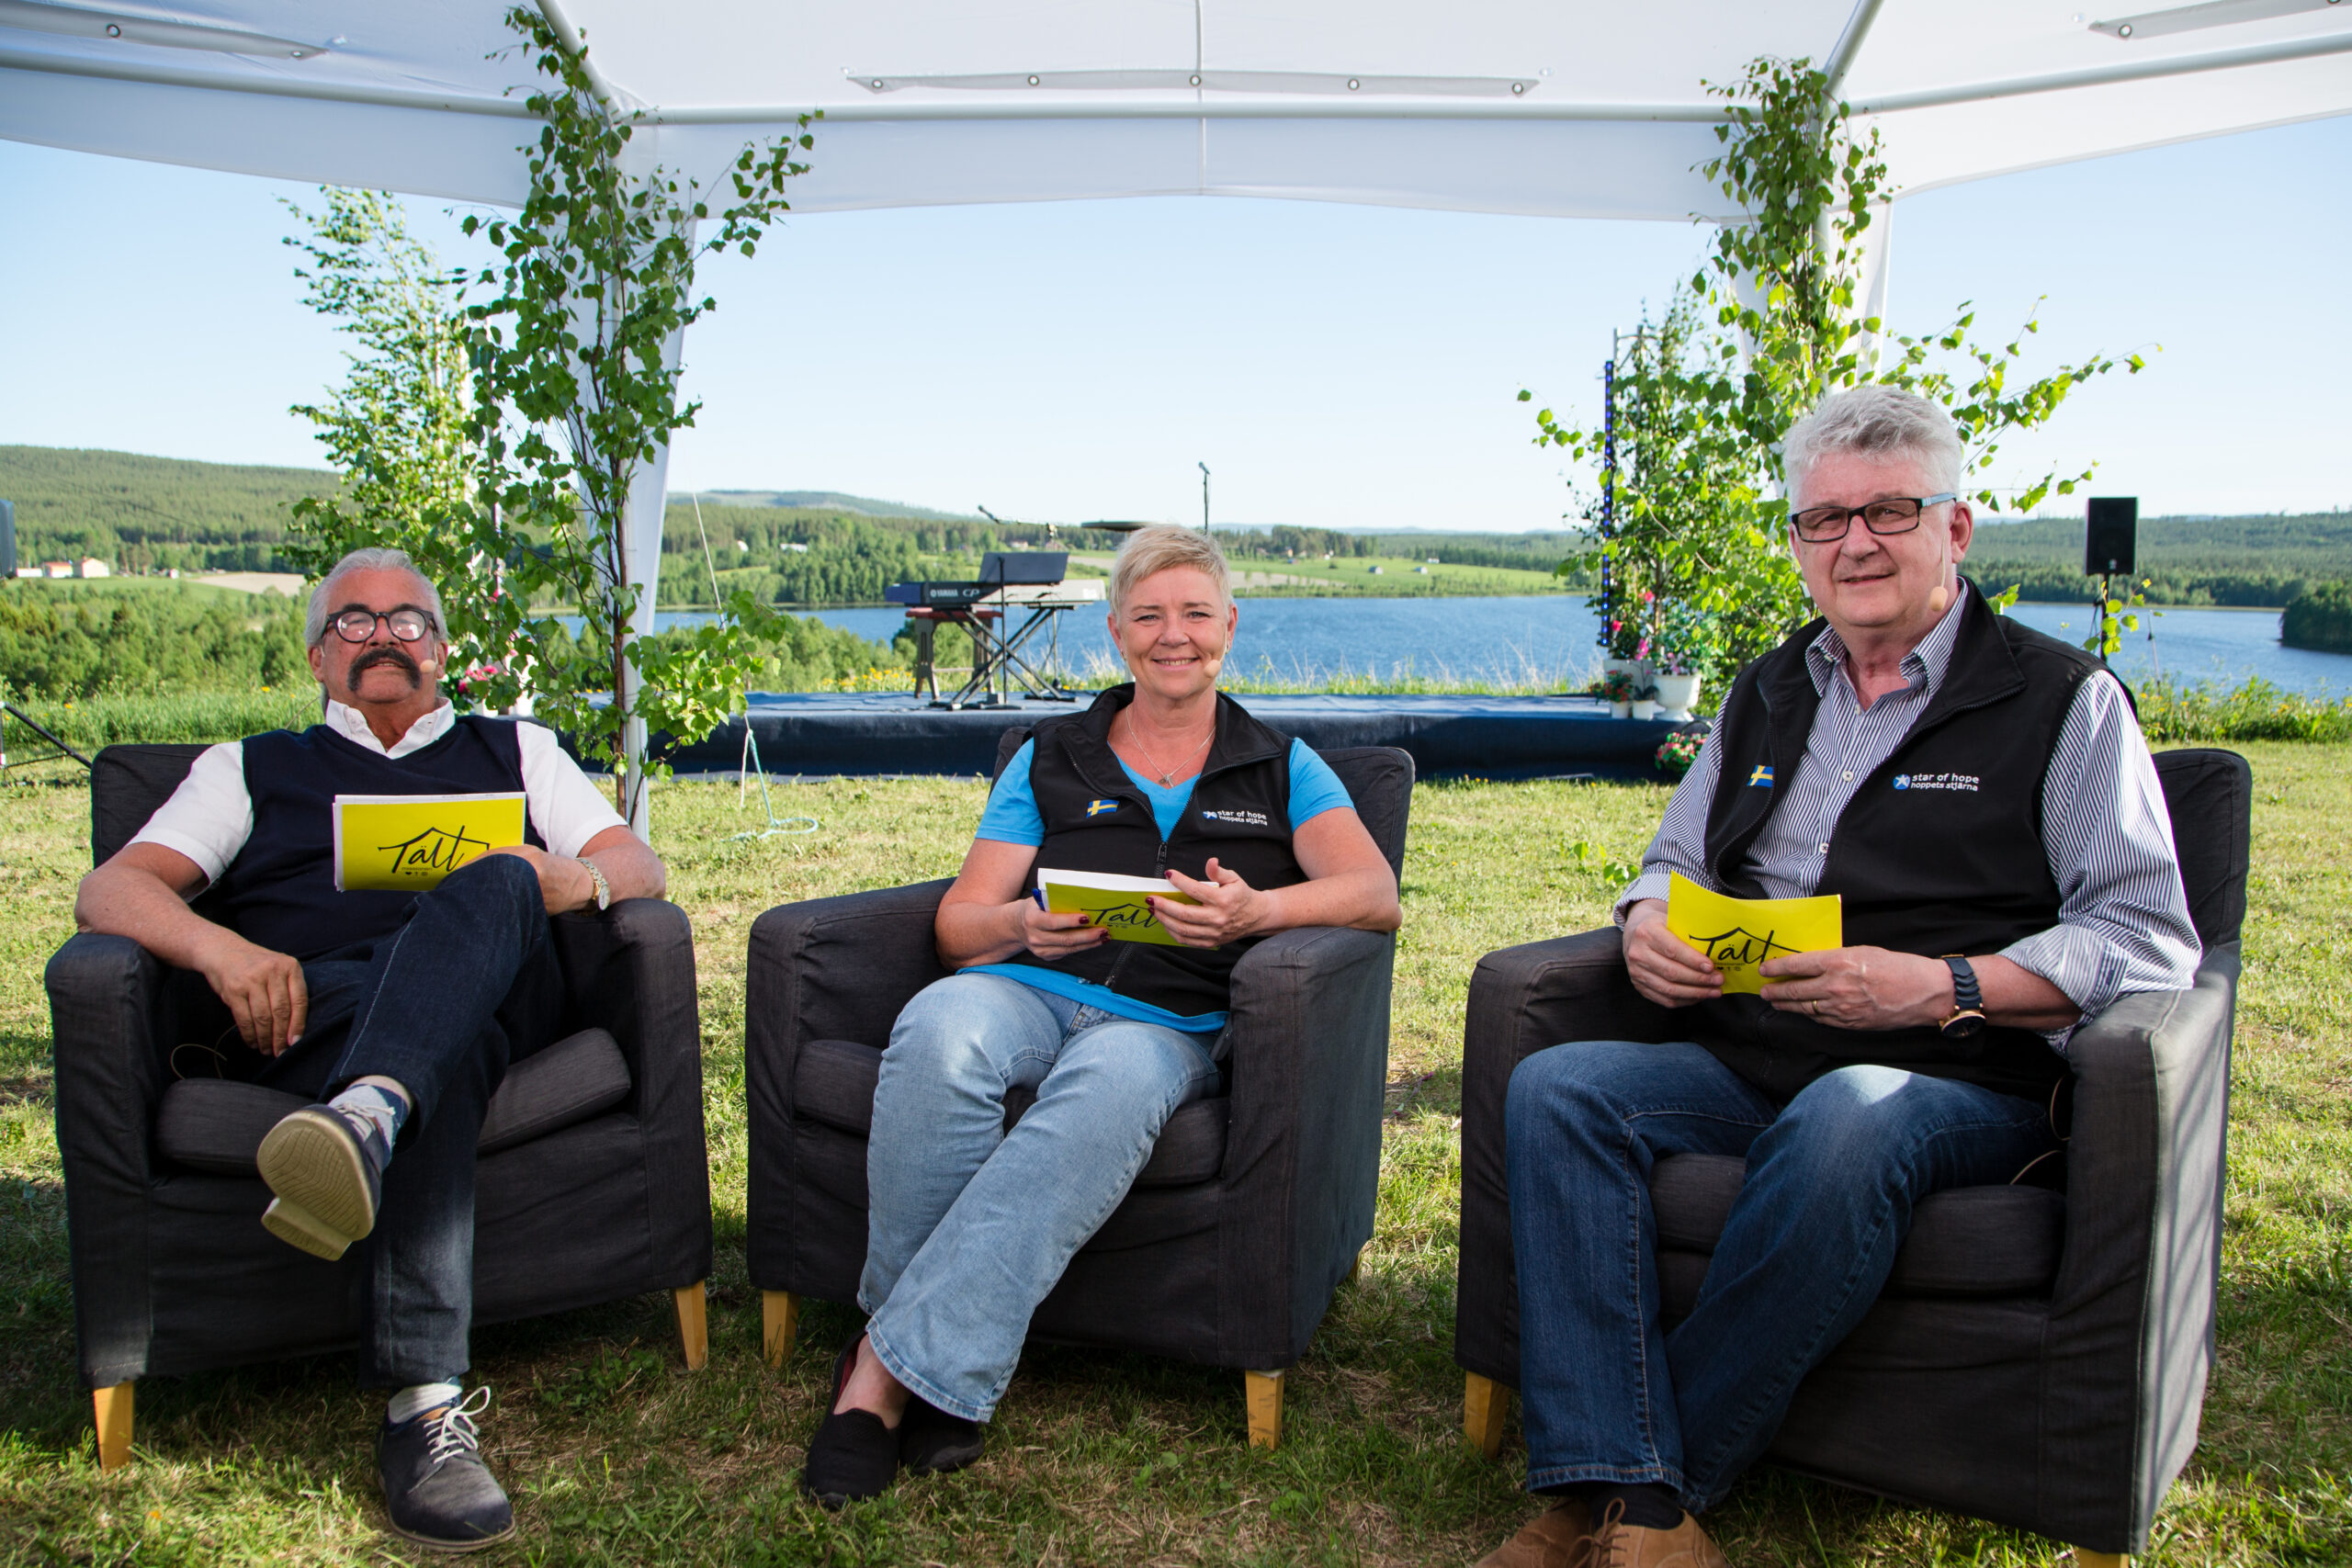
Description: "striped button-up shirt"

(1618, 582), (2201, 1046)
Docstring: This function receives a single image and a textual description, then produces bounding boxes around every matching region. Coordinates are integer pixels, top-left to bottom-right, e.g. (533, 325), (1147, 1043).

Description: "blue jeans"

(1505, 1040), (2055, 1510)
(861, 973), (1221, 1422)
(243, 853), (563, 1387)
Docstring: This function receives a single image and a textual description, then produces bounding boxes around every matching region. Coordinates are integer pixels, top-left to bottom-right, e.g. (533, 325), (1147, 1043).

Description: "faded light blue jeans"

(861, 972), (1221, 1423)
(1505, 1040), (2056, 1512)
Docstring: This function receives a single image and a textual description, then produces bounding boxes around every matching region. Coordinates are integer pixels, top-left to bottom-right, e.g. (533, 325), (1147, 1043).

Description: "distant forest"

(6, 446), (2347, 609)
(1964, 513), (2352, 607)
(0, 446), (333, 573)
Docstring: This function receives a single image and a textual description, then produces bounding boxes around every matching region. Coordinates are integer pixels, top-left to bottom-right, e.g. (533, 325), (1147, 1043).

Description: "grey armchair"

(1453, 747), (2249, 1568)
(743, 738), (1412, 1445)
(49, 743), (715, 1469)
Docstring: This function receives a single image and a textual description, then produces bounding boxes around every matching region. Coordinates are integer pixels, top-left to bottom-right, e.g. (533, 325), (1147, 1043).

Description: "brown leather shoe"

(1586, 1505), (1730, 1567)
(1472, 1499), (1592, 1568)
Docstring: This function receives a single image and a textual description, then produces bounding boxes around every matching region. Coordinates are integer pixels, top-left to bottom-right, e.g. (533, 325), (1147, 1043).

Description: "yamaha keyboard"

(881, 551), (1099, 708)
(885, 550), (1102, 609)
(884, 578), (1105, 608)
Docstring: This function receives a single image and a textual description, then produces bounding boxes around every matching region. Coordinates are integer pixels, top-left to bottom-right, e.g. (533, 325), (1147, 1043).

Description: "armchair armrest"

(1216, 923), (1395, 1366)
(2044, 941), (2239, 1547)
(548, 897), (709, 1285)
(1455, 927), (1675, 1386)
(47, 932), (178, 1388)
(745, 878), (956, 1078)
(745, 879), (955, 1288)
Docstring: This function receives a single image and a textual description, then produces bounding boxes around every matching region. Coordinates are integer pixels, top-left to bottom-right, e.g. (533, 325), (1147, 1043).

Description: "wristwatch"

(1939, 954), (1985, 1039)
(578, 857), (611, 912)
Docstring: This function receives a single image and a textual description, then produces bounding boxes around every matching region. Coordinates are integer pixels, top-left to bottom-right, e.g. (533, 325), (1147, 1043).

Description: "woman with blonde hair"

(801, 525), (1400, 1504)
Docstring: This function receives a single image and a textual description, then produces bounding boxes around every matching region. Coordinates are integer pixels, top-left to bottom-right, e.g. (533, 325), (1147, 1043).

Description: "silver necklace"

(1125, 715), (1212, 786)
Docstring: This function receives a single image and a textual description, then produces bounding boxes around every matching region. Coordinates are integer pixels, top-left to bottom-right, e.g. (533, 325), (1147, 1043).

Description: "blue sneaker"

(255, 1104), (388, 1260)
(378, 1388), (514, 1552)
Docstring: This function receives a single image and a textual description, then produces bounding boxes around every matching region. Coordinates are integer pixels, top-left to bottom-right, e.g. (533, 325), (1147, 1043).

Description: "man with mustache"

(1477, 386), (2199, 1567)
(74, 547), (666, 1551)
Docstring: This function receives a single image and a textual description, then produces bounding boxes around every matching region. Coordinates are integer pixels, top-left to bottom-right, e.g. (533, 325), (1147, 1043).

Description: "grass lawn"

(1, 747), (2346, 1565)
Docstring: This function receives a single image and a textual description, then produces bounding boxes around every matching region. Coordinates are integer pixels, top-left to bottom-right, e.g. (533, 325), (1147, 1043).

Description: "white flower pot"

(1631, 698), (1659, 721)
(1602, 657), (1639, 681)
(1608, 699), (1632, 718)
(1652, 672), (1702, 722)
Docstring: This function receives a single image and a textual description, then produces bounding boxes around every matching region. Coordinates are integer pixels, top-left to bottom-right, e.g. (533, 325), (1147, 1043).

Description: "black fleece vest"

(1690, 581), (2104, 1103)
(999, 684), (1305, 1018)
(215, 716), (543, 962)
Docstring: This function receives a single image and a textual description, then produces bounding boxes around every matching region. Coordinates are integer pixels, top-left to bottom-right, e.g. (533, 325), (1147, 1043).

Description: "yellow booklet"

(1665, 871), (1842, 995)
(333, 793), (527, 893)
(1035, 867), (1204, 947)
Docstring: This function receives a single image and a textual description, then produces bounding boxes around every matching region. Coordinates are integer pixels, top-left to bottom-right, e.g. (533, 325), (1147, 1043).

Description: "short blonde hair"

(1108, 525), (1232, 619)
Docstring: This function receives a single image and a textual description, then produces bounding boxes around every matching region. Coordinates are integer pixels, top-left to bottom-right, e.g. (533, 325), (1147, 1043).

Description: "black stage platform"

(668, 692), (1693, 783)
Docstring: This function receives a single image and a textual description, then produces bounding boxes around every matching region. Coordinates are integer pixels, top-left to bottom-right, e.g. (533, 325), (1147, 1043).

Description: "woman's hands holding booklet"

(1017, 898), (1113, 958)
(1151, 860), (1270, 949)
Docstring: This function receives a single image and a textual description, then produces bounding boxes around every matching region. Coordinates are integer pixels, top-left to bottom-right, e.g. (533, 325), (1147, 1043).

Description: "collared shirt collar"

(1804, 578), (1973, 704)
(323, 697), (456, 760)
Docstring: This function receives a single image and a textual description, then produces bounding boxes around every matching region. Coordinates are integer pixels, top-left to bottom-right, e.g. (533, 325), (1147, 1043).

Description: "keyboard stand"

(905, 582), (1103, 709)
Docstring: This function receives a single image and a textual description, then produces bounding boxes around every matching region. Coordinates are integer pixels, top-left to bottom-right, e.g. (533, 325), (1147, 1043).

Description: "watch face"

(1941, 1010), (1986, 1040)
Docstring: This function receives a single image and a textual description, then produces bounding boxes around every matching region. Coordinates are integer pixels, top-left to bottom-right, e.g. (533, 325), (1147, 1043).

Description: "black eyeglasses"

(1789, 493), (1958, 544)
(330, 607), (435, 644)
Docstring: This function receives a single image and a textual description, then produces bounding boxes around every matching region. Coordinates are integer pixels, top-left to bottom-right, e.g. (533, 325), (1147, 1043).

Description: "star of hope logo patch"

(1893, 773), (1980, 793)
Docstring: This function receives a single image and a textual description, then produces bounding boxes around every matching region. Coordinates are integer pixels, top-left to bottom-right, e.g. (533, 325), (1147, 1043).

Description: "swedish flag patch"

(1747, 765), (1775, 788)
(1085, 798), (1119, 817)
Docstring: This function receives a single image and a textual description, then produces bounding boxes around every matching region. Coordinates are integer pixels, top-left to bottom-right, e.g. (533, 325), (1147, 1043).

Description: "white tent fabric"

(4, 1), (2346, 218)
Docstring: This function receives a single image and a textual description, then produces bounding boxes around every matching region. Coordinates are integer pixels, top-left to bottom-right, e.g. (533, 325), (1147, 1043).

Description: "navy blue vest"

(999, 685), (1306, 1018)
(1690, 581), (2102, 1103)
(214, 716), (544, 962)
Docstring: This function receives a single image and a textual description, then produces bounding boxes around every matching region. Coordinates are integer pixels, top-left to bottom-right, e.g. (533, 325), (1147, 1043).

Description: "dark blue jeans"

(240, 854), (563, 1388)
(1505, 1041), (2055, 1511)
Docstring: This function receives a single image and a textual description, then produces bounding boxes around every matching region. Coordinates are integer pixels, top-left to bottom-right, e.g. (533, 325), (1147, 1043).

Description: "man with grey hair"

(1476, 385), (2199, 1567)
(74, 547), (666, 1551)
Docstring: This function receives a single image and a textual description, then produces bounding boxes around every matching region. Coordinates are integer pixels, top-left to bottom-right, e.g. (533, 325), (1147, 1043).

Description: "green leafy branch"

(1520, 53), (2153, 683)
(456, 5), (817, 814)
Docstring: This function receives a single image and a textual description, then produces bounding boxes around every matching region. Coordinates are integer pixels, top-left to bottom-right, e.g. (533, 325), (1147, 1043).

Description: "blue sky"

(0, 113), (2344, 532)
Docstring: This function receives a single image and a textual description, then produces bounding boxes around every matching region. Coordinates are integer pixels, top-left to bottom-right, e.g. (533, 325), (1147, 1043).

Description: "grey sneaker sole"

(256, 1108), (377, 1260)
(384, 1517), (517, 1554)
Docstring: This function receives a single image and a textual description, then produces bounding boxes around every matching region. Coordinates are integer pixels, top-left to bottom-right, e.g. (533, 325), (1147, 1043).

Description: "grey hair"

(1108, 525), (1233, 619)
(305, 547), (447, 647)
(1783, 384), (1965, 500)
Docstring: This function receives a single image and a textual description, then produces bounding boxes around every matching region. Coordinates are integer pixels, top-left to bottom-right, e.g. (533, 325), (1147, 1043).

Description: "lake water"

(657, 593), (2350, 696)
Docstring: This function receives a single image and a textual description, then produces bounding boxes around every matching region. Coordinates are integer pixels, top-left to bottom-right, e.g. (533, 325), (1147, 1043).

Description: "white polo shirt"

(130, 699), (628, 887)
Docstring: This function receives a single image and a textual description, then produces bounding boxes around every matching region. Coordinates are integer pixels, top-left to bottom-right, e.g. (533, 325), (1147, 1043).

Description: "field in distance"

(10, 444), (2352, 609)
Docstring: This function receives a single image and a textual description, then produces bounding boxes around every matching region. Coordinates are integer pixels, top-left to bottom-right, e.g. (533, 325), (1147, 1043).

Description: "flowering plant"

(1656, 729), (1705, 778)
(1595, 670), (1639, 704)
(1604, 594), (1656, 660)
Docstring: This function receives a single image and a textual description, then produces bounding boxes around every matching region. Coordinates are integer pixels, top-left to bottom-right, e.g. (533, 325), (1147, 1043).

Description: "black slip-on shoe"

(802, 1338), (900, 1508)
(378, 1389), (515, 1553)
(256, 1104), (388, 1261)
(899, 1394), (984, 1475)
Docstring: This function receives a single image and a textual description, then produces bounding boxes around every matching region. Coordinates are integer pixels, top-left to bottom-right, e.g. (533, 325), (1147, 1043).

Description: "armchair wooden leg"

(673, 1282), (708, 1371)
(1344, 1248), (1363, 1283)
(1464, 1371), (1508, 1461)
(2073, 1553), (2130, 1567)
(93, 1383), (132, 1472)
(1245, 1369), (1285, 1449)
(762, 1290), (800, 1371)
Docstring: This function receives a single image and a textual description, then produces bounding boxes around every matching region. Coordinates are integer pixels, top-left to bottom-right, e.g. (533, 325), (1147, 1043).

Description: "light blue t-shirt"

(966, 737), (1356, 1032)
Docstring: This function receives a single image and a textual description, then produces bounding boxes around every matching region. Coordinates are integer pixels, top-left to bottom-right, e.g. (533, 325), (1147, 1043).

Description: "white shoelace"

(422, 1385), (493, 1468)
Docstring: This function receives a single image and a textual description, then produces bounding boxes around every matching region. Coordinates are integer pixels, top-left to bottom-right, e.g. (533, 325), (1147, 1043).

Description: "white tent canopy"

(6, 0), (2346, 825)
(5, 0), (2348, 218)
